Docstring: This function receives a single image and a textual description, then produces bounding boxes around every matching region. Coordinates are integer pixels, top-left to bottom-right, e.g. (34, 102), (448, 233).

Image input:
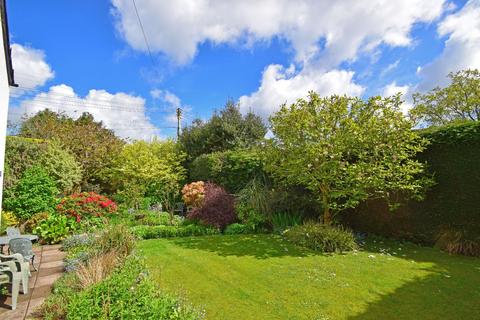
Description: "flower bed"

(57, 192), (117, 222)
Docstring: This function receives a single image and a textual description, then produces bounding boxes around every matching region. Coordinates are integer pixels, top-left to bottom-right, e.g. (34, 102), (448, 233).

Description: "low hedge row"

(131, 224), (220, 239)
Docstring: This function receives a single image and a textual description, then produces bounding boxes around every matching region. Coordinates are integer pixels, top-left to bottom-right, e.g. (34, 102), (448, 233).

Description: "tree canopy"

(3, 136), (82, 195)
(410, 69), (480, 126)
(19, 110), (124, 190)
(266, 92), (433, 224)
(179, 100), (267, 161)
(108, 139), (187, 209)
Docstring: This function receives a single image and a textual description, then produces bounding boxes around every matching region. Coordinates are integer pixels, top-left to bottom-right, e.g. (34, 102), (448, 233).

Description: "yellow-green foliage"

(4, 136), (82, 194)
(37, 141), (82, 194)
(266, 92), (432, 224)
(410, 69), (480, 126)
(23, 212), (51, 233)
(109, 139), (186, 205)
(0, 211), (19, 234)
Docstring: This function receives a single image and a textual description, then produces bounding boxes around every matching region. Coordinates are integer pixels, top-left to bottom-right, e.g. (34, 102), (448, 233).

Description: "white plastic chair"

(0, 261), (21, 310)
(9, 238), (37, 271)
(0, 253), (30, 294)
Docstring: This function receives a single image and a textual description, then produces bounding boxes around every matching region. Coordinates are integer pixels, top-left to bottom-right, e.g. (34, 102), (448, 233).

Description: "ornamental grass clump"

(283, 222), (357, 253)
(95, 224), (136, 256)
(435, 228), (480, 257)
(76, 250), (119, 289)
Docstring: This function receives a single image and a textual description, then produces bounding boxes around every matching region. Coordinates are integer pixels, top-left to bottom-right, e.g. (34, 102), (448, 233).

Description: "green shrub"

(36, 272), (80, 320)
(108, 206), (136, 227)
(189, 154), (221, 183)
(131, 224), (219, 239)
(37, 141), (82, 194)
(66, 257), (203, 320)
(189, 149), (265, 193)
(3, 136), (44, 191)
(224, 223), (249, 235)
(4, 166), (58, 220)
(3, 136), (82, 195)
(38, 257), (203, 320)
(268, 186), (321, 219)
(283, 222), (357, 253)
(135, 211), (183, 226)
(33, 214), (75, 244)
(23, 211), (51, 233)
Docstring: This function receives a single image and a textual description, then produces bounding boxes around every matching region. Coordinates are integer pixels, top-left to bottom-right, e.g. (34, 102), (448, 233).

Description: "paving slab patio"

(0, 244), (65, 320)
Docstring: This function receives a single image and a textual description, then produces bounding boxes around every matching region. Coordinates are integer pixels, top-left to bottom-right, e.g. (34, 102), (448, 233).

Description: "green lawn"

(138, 235), (480, 320)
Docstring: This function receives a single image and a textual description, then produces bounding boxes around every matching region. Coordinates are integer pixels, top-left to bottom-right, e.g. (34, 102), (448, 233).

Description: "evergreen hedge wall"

(344, 121), (480, 244)
(189, 149), (265, 194)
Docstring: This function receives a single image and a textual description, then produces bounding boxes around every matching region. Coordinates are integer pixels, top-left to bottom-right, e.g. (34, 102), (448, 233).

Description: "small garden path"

(0, 244), (65, 320)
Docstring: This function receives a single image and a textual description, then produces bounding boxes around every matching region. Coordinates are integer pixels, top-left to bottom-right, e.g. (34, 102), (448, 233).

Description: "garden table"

(0, 235), (38, 253)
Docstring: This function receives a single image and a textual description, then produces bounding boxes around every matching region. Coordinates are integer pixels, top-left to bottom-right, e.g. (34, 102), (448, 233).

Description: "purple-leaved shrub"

(187, 183), (235, 229)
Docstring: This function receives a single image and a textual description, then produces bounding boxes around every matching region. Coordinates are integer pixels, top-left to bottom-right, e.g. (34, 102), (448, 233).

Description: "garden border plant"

(36, 224), (204, 320)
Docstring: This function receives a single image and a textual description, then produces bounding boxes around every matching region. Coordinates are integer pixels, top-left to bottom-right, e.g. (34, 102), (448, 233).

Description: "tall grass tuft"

(435, 228), (480, 257)
(95, 224), (136, 256)
(76, 251), (119, 289)
(271, 212), (303, 231)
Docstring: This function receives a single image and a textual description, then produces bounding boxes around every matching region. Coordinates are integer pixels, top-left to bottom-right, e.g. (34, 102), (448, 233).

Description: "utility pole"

(176, 107), (182, 139)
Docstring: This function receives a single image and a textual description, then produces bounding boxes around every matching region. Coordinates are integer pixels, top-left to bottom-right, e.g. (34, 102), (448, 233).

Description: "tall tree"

(20, 110), (124, 190)
(179, 100), (267, 161)
(266, 92), (433, 225)
(410, 69), (480, 126)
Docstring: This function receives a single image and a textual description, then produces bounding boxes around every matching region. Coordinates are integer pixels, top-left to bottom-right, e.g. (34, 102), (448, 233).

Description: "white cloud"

(238, 64), (364, 119)
(9, 84), (160, 141)
(380, 60), (401, 78)
(150, 89), (190, 125)
(111, 0), (449, 120)
(418, 0), (480, 90)
(382, 81), (412, 114)
(11, 43), (55, 89)
(111, 0), (447, 66)
(383, 81), (409, 97)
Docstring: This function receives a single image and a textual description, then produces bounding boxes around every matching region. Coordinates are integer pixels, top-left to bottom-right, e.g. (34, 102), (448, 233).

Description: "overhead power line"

(132, 0), (155, 66)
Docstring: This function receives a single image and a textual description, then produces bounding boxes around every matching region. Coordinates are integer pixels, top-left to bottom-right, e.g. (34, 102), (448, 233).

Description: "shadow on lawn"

(348, 242), (480, 320)
(170, 234), (319, 259)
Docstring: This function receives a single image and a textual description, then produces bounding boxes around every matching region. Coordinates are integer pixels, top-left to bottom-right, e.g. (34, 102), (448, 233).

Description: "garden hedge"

(344, 121), (480, 244)
(3, 136), (81, 195)
(131, 224), (220, 239)
(189, 149), (265, 193)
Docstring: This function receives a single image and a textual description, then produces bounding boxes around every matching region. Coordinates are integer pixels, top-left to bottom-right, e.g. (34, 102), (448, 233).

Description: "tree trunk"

(323, 206), (332, 225)
(320, 187), (332, 225)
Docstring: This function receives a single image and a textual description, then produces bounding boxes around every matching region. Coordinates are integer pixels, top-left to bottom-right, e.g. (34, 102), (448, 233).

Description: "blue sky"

(6, 0), (479, 140)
